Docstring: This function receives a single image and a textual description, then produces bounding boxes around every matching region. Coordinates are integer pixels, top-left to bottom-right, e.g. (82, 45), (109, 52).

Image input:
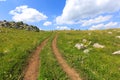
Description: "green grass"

(38, 33), (69, 80)
(1, 28), (120, 80)
(0, 28), (51, 80)
(57, 29), (120, 80)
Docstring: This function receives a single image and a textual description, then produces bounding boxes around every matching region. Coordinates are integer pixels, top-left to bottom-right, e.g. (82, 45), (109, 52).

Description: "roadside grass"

(38, 33), (69, 80)
(57, 29), (120, 80)
(0, 28), (51, 80)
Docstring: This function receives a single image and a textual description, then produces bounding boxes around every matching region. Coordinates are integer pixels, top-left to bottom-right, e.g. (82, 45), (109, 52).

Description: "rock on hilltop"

(0, 20), (40, 32)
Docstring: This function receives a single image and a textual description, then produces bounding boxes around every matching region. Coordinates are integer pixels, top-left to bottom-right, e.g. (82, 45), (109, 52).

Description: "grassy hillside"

(57, 29), (120, 80)
(0, 27), (120, 80)
(0, 28), (51, 80)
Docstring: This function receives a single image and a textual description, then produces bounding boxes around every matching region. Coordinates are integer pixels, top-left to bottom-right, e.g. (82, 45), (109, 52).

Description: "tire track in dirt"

(23, 38), (49, 80)
(52, 35), (81, 80)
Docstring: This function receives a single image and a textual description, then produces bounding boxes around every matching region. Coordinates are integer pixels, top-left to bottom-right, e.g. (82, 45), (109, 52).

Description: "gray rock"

(93, 43), (105, 48)
(112, 50), (120, 54)
(83, 49), (90, 53)
(75, 43), (85, 50)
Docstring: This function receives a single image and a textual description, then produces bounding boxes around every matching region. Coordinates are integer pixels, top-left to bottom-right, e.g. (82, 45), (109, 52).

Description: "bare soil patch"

(23, 38), (49, 80)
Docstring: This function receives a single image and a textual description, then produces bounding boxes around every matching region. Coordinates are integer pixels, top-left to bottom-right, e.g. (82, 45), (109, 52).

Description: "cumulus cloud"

(89, 22), (119, 30)
(81, 15), (112, 26)
(0, 0), (6, 1)
(9, 5), (47, 22)
(56, 26), (70, 30)
(56, 0), (120, 24)
(43, 21), (52, 26)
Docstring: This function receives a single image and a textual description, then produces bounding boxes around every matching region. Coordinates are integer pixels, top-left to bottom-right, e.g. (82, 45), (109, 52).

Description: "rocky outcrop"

(0, 20), (40, 32)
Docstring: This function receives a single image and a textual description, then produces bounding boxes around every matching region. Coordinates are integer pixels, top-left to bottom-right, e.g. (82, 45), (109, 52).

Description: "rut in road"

(23, 38), (49, 80)
(52, 35), (81, 80)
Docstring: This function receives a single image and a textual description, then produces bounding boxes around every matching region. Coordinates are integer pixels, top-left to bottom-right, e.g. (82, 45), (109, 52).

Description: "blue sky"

(0, 0), (120, 30)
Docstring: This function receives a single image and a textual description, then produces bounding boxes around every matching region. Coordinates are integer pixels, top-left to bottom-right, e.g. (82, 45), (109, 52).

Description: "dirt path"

(52, 35), (81, 80)
(23, 38), (49, 80)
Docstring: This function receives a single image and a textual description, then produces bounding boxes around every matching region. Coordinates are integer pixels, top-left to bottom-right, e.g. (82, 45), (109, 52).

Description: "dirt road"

(52, 35), (81, 80)
(23, 38), (49, 80)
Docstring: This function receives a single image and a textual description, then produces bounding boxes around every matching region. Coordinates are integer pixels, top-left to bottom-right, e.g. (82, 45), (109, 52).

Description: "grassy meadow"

(0, 28), (51, 80)
(0, 27), (120, 80)
(57, 29), (120, 80)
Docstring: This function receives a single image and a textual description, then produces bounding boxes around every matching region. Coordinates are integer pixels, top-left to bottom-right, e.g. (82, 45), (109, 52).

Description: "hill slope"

(0, 28), (51, 79)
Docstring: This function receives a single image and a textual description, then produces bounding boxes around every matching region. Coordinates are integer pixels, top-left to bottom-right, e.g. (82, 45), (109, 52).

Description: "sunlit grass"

(0, 28), (51, 80)
(0, 28), (120, 80)
(57, 29), (120, 80)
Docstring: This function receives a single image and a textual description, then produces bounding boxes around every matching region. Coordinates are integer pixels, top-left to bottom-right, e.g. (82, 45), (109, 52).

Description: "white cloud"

(81, 15), (112, 26)
(56, 26), (70, 30)
(9, 5), (47, 22)
(43, 21), (52, 26)
(0, 0), (6, 1)
(56, 0), (120, 24)
(89, 22), (119, 30)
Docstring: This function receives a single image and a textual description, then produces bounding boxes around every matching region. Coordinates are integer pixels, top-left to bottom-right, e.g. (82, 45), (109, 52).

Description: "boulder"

(75, 43), (85, 50)
(93, 43), (105, 48)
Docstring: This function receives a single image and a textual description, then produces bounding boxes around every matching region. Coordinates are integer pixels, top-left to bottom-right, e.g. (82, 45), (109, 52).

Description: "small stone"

(75, 43), (85, 50)
(93, 43), (105, 48)
(112, 50), (120, 54)
(116, 36), (120, 39)
(83, 49), (90, 53)
(108, 32), (112, 34)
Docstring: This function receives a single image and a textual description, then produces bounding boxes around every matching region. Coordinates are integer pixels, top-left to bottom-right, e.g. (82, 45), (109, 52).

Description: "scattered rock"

(112, 50), (120, 54)
(75, 43), (85, 50)
(75, 39), (92, 50)
(83, 49), (90, 53)
(116, 36), (120, 39)
(108, 32), (112, 34)
(93, 43), (105, 48)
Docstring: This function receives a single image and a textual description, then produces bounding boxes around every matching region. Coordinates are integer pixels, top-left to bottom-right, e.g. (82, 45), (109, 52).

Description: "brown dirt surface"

(23, 38), (49, 80)
(52, 35), (81, 80)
